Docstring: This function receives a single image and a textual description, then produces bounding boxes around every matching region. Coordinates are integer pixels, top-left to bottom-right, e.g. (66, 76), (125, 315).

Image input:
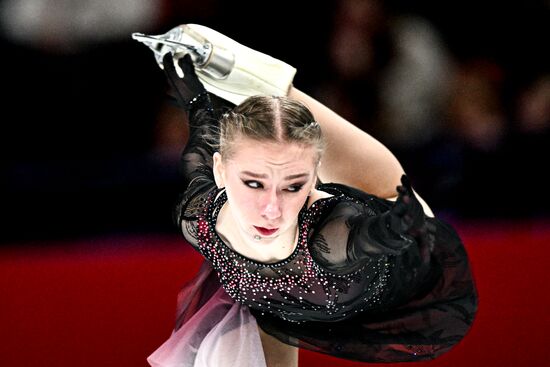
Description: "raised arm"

(159, 52), (223, 250)
(142, 24), (432, 213)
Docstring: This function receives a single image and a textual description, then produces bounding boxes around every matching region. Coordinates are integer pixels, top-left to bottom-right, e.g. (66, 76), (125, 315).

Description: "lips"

(254, 226), (279, 236)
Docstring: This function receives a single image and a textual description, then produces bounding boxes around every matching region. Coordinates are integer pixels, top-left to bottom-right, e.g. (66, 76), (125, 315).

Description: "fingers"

(177, 53), (195, 75)
(159, 52), (209, 112)
(392, 201), (407, 218)
(396, 185), (407, 195)
(161, 52), (171, 66)
(392, 174), (425, 234)
(162, 52), (178, 79)
(400, 174), (411, 190)
(426, 221), (436, 252)
(396, 174), (412, 193)
(163, 53), (196, 83)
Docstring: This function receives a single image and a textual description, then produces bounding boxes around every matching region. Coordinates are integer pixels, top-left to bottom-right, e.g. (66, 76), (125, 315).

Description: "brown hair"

(219, 95), (324, 162)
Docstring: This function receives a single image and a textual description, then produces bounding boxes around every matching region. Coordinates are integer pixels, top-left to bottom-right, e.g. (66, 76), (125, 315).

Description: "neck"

(216, 202), (299, 263)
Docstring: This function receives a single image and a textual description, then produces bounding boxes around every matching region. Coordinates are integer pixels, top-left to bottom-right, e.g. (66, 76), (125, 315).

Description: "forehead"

(227, 137), (317, 171)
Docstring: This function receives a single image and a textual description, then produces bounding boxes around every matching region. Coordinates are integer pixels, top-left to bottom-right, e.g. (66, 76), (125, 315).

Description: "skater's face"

(213, 137), (318, 243)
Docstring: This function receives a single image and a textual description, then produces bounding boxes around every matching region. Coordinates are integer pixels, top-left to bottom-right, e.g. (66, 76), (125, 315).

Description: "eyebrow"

(240, 171), (310, 181)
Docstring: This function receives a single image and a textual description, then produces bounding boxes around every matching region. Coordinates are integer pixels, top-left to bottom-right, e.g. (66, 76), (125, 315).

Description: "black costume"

(148, 54), (477, 366)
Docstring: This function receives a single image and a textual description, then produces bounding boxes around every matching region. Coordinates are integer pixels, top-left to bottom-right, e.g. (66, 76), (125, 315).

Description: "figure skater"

(135, 24), (477, 367)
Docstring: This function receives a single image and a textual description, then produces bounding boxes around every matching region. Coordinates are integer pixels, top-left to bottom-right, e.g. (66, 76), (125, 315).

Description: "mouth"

(254, 226), (279, 236)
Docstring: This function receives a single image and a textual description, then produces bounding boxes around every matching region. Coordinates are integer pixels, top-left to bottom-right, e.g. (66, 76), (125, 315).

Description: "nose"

(261, 190), (282, 220)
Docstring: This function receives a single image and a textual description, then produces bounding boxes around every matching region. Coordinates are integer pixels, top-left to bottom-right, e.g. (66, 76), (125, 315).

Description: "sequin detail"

(196, 188), (391, 323)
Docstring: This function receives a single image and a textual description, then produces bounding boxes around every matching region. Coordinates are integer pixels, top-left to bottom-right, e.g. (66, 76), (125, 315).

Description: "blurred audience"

(1, 0), (548, 243)
(308, 0), (549, 219)
(434, 58), (509, 217)
(308, 0), (460, 215)
(0, 0), (218, 242)
(0, 0), (162, 52)
(505, 73), (550, 217)
(312, 0), (453, 151)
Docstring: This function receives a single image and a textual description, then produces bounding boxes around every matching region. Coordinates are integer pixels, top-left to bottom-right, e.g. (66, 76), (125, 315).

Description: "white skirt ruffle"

(147, 262), (266, 367)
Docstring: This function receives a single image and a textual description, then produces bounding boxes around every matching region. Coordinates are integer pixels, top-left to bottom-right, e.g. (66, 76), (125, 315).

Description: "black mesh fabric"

(172, 96), (478, 363)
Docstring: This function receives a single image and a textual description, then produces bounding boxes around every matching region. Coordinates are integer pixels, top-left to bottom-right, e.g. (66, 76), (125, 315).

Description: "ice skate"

(132, 24), (296, 105)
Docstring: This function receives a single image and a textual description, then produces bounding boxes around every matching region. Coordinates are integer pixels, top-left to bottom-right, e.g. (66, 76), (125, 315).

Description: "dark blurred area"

(1, 0), (549, 244)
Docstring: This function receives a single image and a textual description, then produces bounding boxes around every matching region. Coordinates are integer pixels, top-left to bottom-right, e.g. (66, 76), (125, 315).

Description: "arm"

(162, 53), (217, 189)
(289, 88), (434, 216)
(311, 175), (436, 304)
(150, 24), (432, 213)
(160, 53), (220, 249)
(288, 88), (404, 199)
(351, 176), (436, 303)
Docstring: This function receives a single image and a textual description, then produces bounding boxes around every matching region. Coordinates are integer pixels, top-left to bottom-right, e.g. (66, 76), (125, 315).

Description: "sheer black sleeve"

(256, 183), (477, 362)
(172, 94), (231, 248)
(157, 52), (235, 248)
(310, 183), (434, 305)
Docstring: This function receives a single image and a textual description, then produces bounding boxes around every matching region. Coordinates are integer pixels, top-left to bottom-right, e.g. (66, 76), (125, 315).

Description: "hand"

(387, 175), (435, 253)
(161, 53), (208, 112)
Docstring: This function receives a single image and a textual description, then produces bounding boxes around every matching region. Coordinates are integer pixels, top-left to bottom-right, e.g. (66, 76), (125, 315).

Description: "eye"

(286, 184), (304, 193)
(243, 180), (263, 189)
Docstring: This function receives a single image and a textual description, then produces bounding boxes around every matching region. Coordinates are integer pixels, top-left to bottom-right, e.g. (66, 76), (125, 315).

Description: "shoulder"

(315, 182), (393, 213)
(305, 184), (392, 235)
(307, 188), (334, 209)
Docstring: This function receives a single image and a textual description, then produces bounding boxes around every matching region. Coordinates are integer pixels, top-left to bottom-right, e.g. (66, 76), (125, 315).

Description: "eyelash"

(243, 180), (304, 193)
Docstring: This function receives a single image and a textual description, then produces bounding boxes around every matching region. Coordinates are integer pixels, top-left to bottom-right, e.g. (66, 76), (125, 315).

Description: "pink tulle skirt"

(147, 261), (267, 367)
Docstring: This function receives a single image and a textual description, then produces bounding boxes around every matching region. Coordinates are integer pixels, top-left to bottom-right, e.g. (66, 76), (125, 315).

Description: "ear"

(213, 152), (225, 188)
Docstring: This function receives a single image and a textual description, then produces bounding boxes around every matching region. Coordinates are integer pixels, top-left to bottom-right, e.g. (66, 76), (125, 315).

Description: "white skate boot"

(132, 24), (296, 105)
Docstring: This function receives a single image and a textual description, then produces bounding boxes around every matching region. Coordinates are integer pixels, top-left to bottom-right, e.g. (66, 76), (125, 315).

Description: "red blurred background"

(2, 219), (549, 367)
(1, 1), (548, 366)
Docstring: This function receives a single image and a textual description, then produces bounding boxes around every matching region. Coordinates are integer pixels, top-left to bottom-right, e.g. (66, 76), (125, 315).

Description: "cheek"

(282, 193), (309, 219)
(236, 192), (259, 214)
(225, 180), (258, 215)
